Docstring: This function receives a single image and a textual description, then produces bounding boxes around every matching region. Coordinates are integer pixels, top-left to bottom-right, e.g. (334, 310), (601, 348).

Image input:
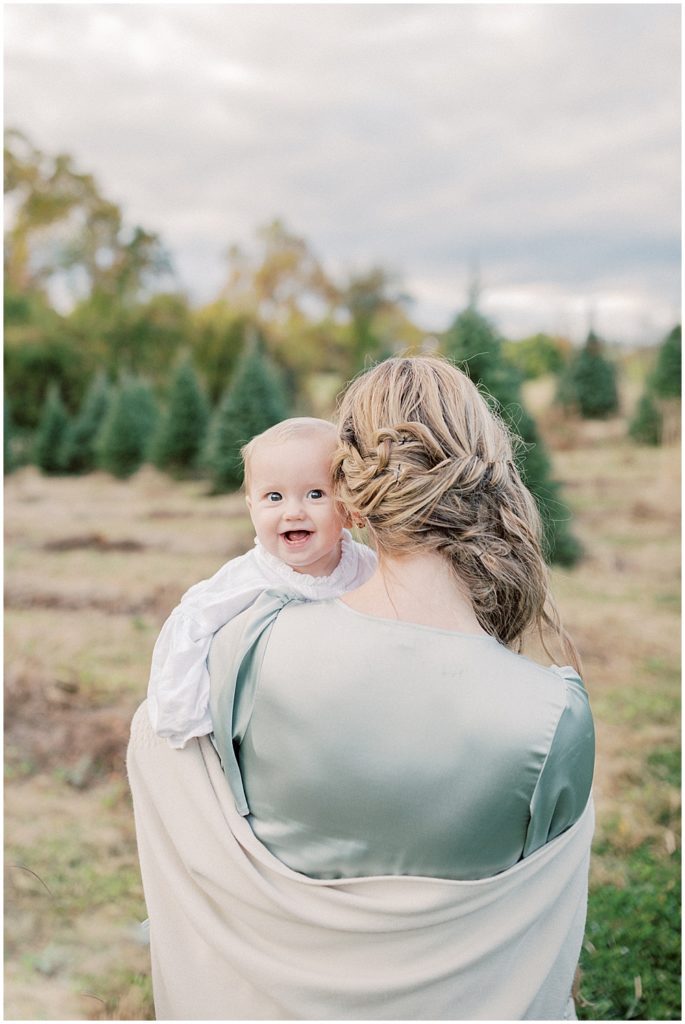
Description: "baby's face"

(245, 435), (344, 576)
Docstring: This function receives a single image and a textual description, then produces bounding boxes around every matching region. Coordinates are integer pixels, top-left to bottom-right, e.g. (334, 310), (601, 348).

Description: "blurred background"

(4, 4), (680, 1020)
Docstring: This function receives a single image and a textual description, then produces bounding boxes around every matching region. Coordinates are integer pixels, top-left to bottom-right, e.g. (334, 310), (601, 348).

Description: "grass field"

(4, 378), (681, 1020)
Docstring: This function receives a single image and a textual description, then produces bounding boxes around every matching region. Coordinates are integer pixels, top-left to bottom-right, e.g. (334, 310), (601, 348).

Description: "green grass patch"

(4, 756), (39, 781)
(76, 966), (154, 1020)
(643, 655), (681, 683)
(579, 843), (681, 1020)
(647, 746), (681, 788)
(654, 591), (681, 611)
(10, 831), (145, 921)
(592, 684), (679, 727)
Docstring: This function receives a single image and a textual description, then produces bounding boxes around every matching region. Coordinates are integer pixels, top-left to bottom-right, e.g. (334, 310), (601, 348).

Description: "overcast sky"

(4, 3), (681, 343)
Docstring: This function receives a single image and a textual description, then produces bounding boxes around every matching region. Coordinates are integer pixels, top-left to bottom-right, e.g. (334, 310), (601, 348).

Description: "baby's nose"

(282, 501), (305, 519)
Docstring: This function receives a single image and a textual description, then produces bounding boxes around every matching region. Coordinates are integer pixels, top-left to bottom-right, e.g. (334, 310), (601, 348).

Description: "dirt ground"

(5, 468), (256, 1020)
(4, 380), (681, 1019)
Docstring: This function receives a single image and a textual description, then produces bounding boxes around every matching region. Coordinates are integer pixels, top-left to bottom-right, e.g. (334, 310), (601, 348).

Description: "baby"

(147, 417), (377, 747)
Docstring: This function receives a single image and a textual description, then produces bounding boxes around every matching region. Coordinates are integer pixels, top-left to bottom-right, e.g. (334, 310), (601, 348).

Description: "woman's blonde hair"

(333, 355), (580, 670)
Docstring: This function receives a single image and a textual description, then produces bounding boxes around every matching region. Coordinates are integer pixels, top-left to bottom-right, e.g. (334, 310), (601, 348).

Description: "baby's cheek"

(327, 508), (346, 532)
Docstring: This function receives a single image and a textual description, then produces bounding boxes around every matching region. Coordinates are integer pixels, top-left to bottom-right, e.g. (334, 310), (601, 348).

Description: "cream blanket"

(127, 701), (593, 1021)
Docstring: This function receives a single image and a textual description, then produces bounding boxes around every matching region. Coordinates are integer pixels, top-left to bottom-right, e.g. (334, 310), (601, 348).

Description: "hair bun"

(333, 356), (575, 657)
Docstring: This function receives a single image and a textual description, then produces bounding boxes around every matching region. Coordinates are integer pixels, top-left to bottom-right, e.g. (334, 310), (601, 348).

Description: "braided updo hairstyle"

(333, 355), (579, 668)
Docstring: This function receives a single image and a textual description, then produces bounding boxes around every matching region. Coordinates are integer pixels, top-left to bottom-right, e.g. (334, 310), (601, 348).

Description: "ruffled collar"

(253, 529), (360, 594)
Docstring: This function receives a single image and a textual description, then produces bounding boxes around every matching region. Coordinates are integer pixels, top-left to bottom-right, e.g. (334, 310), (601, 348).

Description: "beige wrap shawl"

(127, 701), (593, 1021)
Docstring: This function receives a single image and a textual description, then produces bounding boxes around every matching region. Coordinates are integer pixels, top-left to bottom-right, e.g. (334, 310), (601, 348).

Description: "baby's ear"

(245, 494), (253, 512)
(335, 500), (351, 527)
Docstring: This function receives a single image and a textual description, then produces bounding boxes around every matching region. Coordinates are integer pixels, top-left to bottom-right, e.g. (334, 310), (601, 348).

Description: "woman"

(128, 355), (594, 1021)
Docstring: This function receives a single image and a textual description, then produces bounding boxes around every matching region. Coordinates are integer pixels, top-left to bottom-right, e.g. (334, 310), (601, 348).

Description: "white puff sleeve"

(146, 550), (268, 748)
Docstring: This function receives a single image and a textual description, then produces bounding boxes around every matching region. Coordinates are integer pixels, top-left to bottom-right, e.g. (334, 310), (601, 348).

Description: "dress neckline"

(333, 597), (500, 641)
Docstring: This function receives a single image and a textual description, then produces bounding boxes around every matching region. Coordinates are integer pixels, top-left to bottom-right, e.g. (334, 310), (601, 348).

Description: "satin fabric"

(209, 589), (594, 882)
(147, 530), (377, 746)
(128, 703), (594, 1020)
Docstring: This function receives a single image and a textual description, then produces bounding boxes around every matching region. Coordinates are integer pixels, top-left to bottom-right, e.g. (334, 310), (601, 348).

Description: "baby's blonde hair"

(241, 417), (338, 488)
(333, 355), (580, 670)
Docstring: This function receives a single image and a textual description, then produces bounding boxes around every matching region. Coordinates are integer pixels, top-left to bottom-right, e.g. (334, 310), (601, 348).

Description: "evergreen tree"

(557, 331), (619, 419)
(33, 383), (70, 474)
(629, 391), (661, 446)
(60, 371), (112, 473)
(204, 335), (289, 492)
(152, 357), (209, 473)
(628, 324), (681, 446)
(444, 303), (581, 566)
(503, 333), (569, 380)
(4, 397), (15, 475)
(652, 324), (681, 399)
(96, 375), (158, 478)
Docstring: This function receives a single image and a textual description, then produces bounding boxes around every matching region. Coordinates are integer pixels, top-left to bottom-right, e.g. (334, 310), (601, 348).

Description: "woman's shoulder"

(209, 588), (305, 667)
(511, 658), (593, 792)
(547, 664), (593, 740)
(512, 658), (591, 722)
(473, 639), (588, 700)
(272, 599), (590, 706)
(210, 593), (591, 716)
(274, 600), (586, 674)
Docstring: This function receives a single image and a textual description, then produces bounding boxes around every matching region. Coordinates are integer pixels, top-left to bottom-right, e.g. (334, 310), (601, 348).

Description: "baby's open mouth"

(282, 530), (311, 544)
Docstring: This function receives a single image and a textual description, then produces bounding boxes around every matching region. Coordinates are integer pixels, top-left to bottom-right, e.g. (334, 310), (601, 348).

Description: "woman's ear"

(340, 507), (364, 530)
(346, 510), (366, 530)
(335, 496), (366, 531)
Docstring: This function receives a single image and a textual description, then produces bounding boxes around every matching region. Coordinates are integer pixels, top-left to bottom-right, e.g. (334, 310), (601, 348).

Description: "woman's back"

(209, 592), (594, 881)
(132, 356), (596, 1020)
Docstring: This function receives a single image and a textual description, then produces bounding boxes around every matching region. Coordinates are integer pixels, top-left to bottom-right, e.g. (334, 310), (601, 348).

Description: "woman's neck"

(341, 548), (488, 636)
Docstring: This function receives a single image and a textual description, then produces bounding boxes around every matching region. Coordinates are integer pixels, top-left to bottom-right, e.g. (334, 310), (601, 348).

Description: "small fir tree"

(96, 376), (158, 478)
(204, 335), (289, 493)
(152, 358), (209, 473)
(444, 303), (581, 566)
(4, 396), (14, 475)
(60, 372), (112, 473)
(629, 391), (661, 446)
(33, 383), (70, 474)
(628, 324), (681, 446)
(557, 331), (619, 419)
(652, 324), (681, 400)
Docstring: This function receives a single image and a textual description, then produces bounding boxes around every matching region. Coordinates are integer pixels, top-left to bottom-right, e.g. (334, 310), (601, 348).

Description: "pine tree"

(652, 324), (681, 399)
(4, 398), (14, 474)
(629, 391), (661, 446)
(96, 376), (158, 478)
(444, 303), (581, 566)
(628, 324), (681, 446)
(557, 331), (619, 419)
(204, 335), (289, 493)
(33, 383), (70, 474)
(60, 372), (112, 473)
(152, 357), (209, 473)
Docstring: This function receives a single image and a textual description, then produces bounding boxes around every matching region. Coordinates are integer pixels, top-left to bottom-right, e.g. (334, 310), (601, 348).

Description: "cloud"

(4, 3), (680, 342)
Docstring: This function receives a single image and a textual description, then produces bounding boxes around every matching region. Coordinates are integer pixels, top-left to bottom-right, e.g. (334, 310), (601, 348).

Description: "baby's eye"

(265, 492), (282, 502)
(307, 489), (325, 500)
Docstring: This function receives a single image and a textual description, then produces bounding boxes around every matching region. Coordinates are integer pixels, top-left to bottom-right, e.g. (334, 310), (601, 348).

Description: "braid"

(334, 356), (580, 669)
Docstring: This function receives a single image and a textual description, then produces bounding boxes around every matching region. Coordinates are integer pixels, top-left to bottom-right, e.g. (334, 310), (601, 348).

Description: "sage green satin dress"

(208, 589), (594, 882)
